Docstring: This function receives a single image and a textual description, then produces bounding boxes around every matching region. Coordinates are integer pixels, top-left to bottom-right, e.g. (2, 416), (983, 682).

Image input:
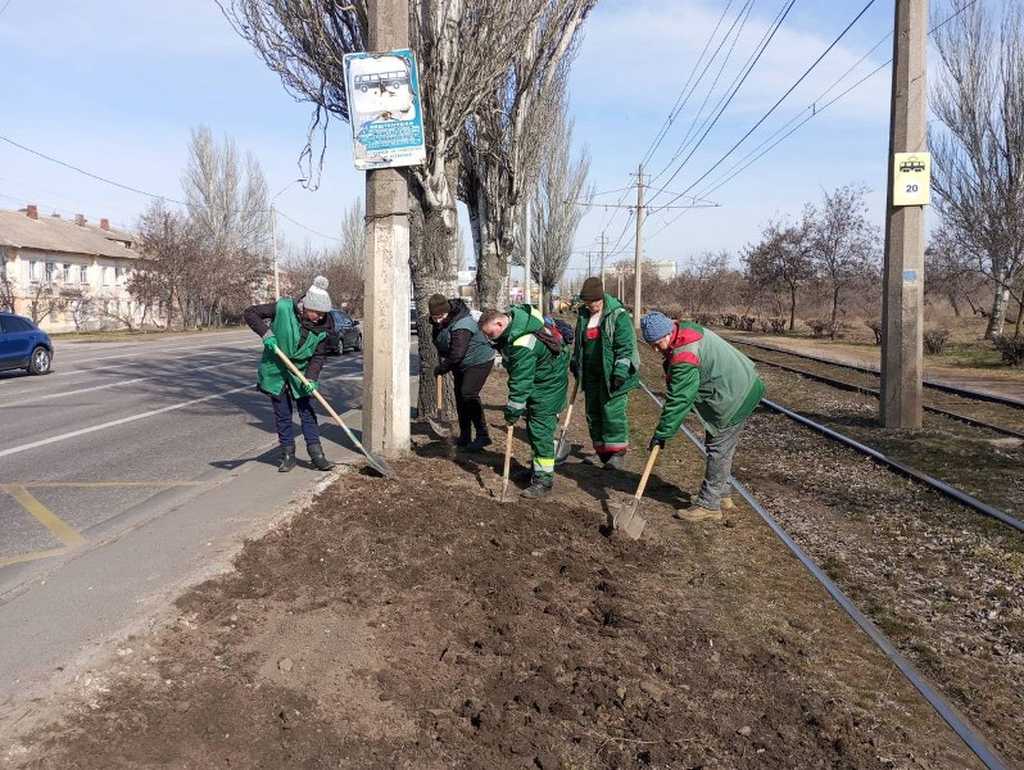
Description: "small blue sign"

(903, 270), (917, 282)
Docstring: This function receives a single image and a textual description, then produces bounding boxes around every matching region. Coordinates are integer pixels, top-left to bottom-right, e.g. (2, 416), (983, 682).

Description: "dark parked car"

(0, 312), (53, 375)
(329, 309), (363, 353)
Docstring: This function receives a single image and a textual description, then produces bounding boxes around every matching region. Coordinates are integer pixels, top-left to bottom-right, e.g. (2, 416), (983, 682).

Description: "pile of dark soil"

(9, 374), (979, 769)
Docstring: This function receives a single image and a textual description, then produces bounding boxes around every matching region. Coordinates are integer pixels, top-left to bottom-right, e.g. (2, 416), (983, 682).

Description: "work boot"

(307, 443), (335, 472)
(673, 505), (723, 523)
(465, 433), (492, 451)
(603, 453), (626, 471)
(455, 433), (472, 448)
(278, 445), (296, 473)
(521, 477), (553, 499)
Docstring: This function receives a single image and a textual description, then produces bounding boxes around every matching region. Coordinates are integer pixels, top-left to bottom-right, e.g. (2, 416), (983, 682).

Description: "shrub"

(923, 328), (951, 355)
(993, 335), (1024, 367)
(661, 303), (685, 321)
(693, 312), (717, 327)
(720, 313), (740, 329)
(807, 318), (837, 339)
(865, 319), (882, 345)
(738, 315), (756, 332)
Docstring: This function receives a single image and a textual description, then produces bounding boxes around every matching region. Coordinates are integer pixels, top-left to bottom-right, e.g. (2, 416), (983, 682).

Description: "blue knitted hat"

(640, 311), (675, 344)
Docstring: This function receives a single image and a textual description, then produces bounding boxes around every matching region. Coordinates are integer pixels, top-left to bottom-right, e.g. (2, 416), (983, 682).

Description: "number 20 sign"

(893, 152), (931, 206)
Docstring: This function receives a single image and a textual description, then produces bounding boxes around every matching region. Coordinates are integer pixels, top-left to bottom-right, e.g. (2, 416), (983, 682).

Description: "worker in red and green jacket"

(640, 311), (764, 522)
(571, 277), (639, 470)
(479, 304), (569, 499)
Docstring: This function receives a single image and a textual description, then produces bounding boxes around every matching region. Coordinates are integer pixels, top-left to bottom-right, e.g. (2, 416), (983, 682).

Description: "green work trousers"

(582, 327), (629, 462)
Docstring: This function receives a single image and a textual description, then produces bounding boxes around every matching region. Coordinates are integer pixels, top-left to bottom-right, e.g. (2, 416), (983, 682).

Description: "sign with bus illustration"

(892, 152), (931, 206)
(343, 49), (426, 170)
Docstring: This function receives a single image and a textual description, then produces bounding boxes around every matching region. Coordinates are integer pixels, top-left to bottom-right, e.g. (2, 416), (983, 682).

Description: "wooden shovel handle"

(501, 424), (515, 496)
(436, 374), (444, 411)
(273, 346), (363, 453)
(634, 445), (660, 501)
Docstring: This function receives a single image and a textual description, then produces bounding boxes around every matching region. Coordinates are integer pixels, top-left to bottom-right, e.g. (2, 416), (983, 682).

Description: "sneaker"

(455, 434), (471, 448)
(521, 480), (553, 499)
(603, 453), (626, 471)
(673, 505), (723, 523)
(465, 434), (492, 451)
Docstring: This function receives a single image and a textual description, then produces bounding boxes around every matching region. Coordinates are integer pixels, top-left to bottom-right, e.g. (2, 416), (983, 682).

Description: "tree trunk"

(829, 285), (840, 339)
(788, 284), (797, 331)
(985, 282), (1009, 339)
(409, 175), (459, 420)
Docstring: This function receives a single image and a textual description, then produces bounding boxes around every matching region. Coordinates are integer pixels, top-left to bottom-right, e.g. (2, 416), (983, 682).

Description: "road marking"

(56, 335), (252, 364)
(0, 547), (68, 569)
(5, 485), (86, 547)
(0, 373), (363, 459)
(0, 357), (252, 408)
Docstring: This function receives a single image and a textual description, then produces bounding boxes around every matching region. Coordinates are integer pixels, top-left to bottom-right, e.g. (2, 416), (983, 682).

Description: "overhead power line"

(650, 0), (880, 214)
(644, 0), (798, 209)
(0, 133), (342, 242)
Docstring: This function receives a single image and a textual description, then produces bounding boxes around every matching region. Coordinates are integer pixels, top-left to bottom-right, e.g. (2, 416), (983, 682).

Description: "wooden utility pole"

(599, 231), (606, 289)
(524, 199), (532, 306)
(363, 0), (410, 457)
(880, 0), (927, 429)
(633, 164), (645, 330)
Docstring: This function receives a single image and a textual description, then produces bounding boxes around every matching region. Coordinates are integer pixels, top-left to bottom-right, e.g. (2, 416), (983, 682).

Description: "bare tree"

(925, 223), (987, 318)
(529, 104), (592, 312)
(0, 252), (15, 312)
(461, 0), (596, 309)
(217, 0), (552, 414)
(285, 198), (366, 314)
(810, 185), (880, 337)
(744, 216), (815, 331)
(931, 1), (1024, 338)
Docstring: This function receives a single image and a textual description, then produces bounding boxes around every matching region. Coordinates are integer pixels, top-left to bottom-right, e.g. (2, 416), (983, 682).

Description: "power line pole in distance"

(880, 0), (927, 429)
(633, 164), (645, 330)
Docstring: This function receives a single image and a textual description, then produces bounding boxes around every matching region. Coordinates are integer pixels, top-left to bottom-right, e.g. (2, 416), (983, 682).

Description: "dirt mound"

(13, 433), (975, 768)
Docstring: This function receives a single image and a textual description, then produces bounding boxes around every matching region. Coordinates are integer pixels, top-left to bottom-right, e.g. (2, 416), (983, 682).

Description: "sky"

(0, 0), (940, 281)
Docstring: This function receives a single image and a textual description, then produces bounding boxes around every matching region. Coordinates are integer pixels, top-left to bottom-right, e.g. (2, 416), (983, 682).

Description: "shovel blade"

(608, 499), (647, 540)
(427, 413), (452, 440)
(555, 435), (572, 464)
(364, 454), (394, 478)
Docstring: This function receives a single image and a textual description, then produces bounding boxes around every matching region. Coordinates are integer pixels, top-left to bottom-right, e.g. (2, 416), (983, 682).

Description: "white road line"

(0, 357), (254, 408)
(0, 374), (363, 459)
(58, 337), (253, 365)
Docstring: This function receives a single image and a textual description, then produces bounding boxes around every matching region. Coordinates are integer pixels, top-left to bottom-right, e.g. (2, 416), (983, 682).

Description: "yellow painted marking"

(6, 481), (204, 490)
(6, 485), (86, 548)
(0, 547), (68, 569)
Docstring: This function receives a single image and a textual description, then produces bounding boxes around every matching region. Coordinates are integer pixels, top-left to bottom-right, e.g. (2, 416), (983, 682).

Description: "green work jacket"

(571, 293), (640, 397)
(257, 298), (327, 398)
(494, 304), (568, 413)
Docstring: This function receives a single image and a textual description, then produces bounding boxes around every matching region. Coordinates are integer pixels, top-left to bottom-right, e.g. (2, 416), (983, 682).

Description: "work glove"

(300, 379), (319, 396)
(610, 374), (625, 392)
(504, 406), (525, 426)
(262, 331), (277, 352)
(648, 435), (666, 452)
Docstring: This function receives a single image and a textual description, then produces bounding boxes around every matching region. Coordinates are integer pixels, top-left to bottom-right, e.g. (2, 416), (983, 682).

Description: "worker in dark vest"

(570, 277), (639, 470)
(428, 294), (495, 450)
(640, 311), (764, 522)
(243, 276), (337, 473)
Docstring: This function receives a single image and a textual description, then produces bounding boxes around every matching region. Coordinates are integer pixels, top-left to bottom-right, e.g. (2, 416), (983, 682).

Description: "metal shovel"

(555, 380), (579, 464)
(499, 424), (515, 504)
(608, 445), (657, 540)
(273, 347), (393, 478)
(427, 374), (453, 439)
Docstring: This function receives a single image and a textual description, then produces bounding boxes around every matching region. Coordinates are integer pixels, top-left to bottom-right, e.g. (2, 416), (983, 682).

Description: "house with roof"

(0, 204), (155, 332)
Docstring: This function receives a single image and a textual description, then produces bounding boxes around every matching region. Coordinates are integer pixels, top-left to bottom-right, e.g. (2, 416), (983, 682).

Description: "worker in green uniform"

(243, 276), (337, 474)
(570, 277), (639, 470)
(479, 305), (570, 498)
(640, 310), (764, 522)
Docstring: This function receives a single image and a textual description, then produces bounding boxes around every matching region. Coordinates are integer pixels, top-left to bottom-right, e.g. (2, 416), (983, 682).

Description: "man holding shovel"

(570, 277), (639, 470)
(244, 276), (337, 473)
(428, 294), (495, 450)
(479, 305), (569, 499)
(640, 311), (764, 522)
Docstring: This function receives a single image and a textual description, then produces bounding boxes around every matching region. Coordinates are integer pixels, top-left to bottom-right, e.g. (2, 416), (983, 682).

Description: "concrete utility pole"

(270, 177), (306, 301)
(363, 0), (411, 457)
(880, 0), (927, 429)
(599, 231), (606, 289)
(633, 164), (645, 330)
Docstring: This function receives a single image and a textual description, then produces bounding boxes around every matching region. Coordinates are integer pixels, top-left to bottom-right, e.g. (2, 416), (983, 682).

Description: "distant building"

(0, 205), (151, 332)
(649, 260), (678, 282)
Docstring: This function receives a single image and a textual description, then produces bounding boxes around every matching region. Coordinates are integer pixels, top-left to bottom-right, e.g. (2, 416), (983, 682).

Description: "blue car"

(0, 312), (53, 375)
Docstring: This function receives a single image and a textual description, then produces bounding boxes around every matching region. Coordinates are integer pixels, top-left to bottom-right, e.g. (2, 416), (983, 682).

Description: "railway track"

(728, 336), (1024, 410)
(637, 380), (1013, 770)
(733, 343), (1024, 441)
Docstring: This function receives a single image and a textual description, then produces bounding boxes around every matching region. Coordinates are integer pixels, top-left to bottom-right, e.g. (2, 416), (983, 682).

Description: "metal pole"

(633, 164), (645, 329)
(880, 0), (927, 429)
(363, 0), (411, 456)
(271, 205), (280, 300)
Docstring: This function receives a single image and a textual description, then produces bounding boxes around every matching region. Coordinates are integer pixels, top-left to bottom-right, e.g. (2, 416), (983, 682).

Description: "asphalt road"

(0, 329), (374, 713)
